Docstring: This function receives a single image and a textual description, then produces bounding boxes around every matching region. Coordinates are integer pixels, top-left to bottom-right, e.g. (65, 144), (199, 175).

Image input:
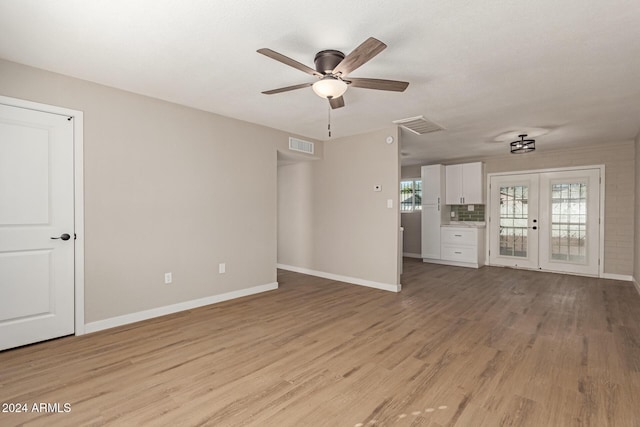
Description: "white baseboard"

(84, 282), (278, 334)
(403, 252), (422, 259)
(602, 273), (633, 281)
(632, 276), (640, 296)
(277, 264), (401, 293)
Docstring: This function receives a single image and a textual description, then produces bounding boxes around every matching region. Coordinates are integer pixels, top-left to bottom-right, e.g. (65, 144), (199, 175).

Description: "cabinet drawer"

(441, 228), (477, 245)
(441, 244), (477, 263)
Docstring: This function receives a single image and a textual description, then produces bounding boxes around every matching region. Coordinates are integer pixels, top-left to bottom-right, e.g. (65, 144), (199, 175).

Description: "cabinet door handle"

(454, 251), (462, 254)
(454, 234), (462, 237)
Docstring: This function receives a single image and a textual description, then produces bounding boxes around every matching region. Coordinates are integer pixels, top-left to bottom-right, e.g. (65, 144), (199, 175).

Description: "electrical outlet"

(451, 211), (456, 218)
(164, 272), (172, 284)
(468, 205), (474, 211)
(219, 263), (226, 274)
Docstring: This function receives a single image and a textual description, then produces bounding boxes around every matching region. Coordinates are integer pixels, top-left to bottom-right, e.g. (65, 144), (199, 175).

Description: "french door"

(489, 168), (601, 276)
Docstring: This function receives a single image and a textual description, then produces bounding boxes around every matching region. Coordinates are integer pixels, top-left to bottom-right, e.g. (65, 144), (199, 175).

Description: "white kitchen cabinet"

(422, 164), (443, 204)
(422, 205), (442, 260)
(421, 165), (448, 260)
(440, 226), (485, 268)
(445, 162), (485, 205)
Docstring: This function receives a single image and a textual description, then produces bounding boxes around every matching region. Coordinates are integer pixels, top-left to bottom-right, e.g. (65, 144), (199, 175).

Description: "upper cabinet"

(445, 162), (485, 204)
(421, 164), (445, 205)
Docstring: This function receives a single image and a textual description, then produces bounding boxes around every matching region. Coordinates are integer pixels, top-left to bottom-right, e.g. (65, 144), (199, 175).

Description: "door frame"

(486, 165), (605, 278)
(0, 95), (85, 335)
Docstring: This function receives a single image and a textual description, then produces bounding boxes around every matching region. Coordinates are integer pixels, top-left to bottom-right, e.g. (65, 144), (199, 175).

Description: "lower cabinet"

(439, 226), (485, 268)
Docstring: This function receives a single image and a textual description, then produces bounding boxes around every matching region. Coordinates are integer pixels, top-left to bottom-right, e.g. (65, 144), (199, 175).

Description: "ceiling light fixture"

(510, 134), (536, 154)
(312, 76), (348, 99)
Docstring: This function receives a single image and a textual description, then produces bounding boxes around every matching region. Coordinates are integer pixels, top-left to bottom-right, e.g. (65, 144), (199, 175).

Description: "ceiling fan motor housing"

(314, 50), (345, 74)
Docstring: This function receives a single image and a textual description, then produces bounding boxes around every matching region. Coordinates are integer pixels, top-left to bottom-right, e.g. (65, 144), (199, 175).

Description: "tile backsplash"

(450, 204), (485, 221)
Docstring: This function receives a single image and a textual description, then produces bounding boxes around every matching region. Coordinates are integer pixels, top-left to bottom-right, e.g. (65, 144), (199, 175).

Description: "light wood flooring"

(1, 259), (640, 426)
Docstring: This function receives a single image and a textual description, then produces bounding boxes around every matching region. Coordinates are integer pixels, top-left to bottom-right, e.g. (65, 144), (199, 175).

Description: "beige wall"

(0, 59), (315, 323)
(635, 133), (640, 285)
(278, 127), (401, 286)
(401, 165), (422, 255)
(402, 165), (421, 178)
(277, 161), (315, 268)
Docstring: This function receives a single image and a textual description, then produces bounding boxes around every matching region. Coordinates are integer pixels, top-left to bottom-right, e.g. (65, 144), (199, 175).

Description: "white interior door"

(0, 104), (75, 351)
(489, 174), (539, 269)
(489, 168), (601, 276)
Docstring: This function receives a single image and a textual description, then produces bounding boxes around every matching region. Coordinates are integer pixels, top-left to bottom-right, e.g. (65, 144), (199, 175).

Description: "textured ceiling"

(1, 0), (639, 165)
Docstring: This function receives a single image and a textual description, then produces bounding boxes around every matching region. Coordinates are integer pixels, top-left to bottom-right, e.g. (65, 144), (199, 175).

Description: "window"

(400, 179), (422, 212)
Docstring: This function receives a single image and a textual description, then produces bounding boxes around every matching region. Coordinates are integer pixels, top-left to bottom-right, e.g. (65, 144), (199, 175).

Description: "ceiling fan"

(257, 37), (409, 109)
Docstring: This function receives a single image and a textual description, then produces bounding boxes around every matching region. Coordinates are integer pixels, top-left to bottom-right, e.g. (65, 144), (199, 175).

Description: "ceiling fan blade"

(332, 37), (387, 76)
(347, 77), (409, 92)
(329, 96), (345, 109)
(262, 82), (313, 95)
(257, 48), (322, 77)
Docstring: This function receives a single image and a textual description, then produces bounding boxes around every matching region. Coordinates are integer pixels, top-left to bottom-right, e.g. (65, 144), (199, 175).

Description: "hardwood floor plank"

(1, 259), (639, 426)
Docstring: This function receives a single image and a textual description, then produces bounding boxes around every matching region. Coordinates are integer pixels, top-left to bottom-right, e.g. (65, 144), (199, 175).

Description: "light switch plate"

(387, 199), (393, 208)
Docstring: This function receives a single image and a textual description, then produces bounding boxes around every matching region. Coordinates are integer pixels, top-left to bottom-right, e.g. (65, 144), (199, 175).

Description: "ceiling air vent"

(392, 115), (444, 135)
(289, 137), (314, 155)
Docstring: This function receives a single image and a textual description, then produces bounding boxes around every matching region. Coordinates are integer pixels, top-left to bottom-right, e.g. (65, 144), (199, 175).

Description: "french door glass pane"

(499, 185), (528, 257)
(550, 183), (587, 263)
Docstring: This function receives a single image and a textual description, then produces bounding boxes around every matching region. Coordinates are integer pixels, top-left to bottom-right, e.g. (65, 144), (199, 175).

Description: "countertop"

(441, 221), (486, 229)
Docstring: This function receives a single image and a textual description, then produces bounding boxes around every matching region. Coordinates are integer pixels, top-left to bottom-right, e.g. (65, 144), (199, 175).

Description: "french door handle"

(51, 233), (71, 241)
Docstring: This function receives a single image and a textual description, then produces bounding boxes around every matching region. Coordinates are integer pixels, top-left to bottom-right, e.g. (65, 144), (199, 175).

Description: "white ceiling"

(1, 0), (639, 165)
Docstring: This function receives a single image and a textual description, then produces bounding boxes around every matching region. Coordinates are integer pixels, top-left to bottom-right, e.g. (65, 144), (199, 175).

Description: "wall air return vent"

(392, 115), (444, 135)
(288, 137), (314, 155)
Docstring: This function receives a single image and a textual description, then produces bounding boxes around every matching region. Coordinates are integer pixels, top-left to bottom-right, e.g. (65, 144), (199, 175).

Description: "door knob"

(51, 233), (71, 241)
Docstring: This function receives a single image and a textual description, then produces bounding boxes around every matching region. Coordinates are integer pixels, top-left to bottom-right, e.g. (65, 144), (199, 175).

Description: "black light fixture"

(510, 134), (535, 154)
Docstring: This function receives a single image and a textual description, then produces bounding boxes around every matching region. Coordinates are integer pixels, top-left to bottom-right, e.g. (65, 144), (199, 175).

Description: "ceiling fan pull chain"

(328, 102), (331, 138)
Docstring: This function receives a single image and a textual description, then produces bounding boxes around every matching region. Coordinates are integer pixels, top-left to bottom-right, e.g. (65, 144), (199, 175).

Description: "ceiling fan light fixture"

(510, 134), (536, 154)
(312, 76), (347, 99)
